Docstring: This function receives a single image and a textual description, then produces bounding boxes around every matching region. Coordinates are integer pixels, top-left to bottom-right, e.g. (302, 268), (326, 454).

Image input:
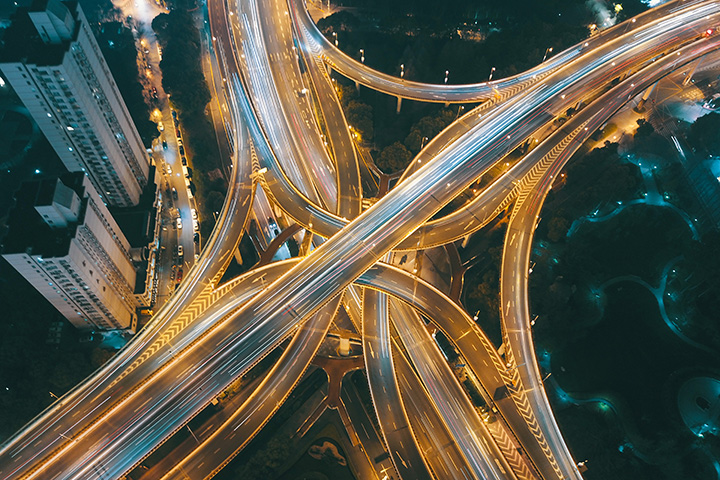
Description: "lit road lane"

(359, 262), (566, 479)
(7, 6), (719, 478)
(362, 289), (434, 480)
(232, 73), (347, 238)
(235, 0), (336, 211)
(0, 96), (254, 480)
(499, 34), (720, 480)
(159, 297), (341, 480)
(389, 299), (519, 480)
(252, 0), (340, 211)
(290, 0), (710, 103)
(393, 340), (473, 479)
(261, 0), (718, 243)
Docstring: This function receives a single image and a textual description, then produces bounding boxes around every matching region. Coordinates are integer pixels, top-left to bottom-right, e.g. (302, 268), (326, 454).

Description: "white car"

(177, 245), (183, 258)
(193, 219), (199, 231)
(176, 217), (182, 229)
(166, 164), (172, 175)
(191, 208), (198, 220)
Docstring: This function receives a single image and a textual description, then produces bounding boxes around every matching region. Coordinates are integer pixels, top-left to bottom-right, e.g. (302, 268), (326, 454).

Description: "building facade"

(2, 173), (143, 331)
(0, 0), (149, 207)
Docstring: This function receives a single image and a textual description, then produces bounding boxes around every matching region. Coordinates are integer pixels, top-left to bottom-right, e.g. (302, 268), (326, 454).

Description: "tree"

(206, 191), (225, 214)
(688, 112), (720, 155)
(346, 100), (374, 141)
(547, 216), (570, 243)
(376, 142), (412, 173)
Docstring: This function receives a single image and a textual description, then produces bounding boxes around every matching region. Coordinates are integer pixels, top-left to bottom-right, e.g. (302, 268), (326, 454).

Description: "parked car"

(177, 244), (183, 258)
(176, 217), (182, 229)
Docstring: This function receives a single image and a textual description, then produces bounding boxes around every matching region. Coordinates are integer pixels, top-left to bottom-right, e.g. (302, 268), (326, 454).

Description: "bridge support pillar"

(300, 230), (314, 256)
(683, 57), (704, 87)
(396, 96), (402, 114)
(634, 80), (657, 113)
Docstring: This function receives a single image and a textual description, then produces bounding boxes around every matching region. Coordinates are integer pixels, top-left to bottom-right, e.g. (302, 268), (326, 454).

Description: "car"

(172, 187), (178, 200)
(193, 232), (199, 243)
(181, 155), (187, 166)
(177, 244), (183, 258)
(193, 219), (199, 231)
(162, 140), (168, 150)
(157, 121), (164, 132)
(177, 138), (183, 147)
(171, 110), (177, 119)
(179, 145), (185, 156)
(191, 208), (198, 220)
(166, 164), (172, 175)
(185, 167), (193, 178)
(175, 267), (183, 283)
(176, 129), (181, 138)
(176, 217), (182, 229)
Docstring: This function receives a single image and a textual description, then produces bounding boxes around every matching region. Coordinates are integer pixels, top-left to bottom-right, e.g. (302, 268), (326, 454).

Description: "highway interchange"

(1, 0), (720, 479)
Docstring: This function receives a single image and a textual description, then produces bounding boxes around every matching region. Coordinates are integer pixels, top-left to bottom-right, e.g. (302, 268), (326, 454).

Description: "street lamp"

(455, 105), (464, 119)
(400, 63), (404, 78)
(444, 70), (449, 84)
(332, 31), (337, 46)
(542, 46), (553, 62)
(488, 67), (495, 81)
(360, 48), (364, 63)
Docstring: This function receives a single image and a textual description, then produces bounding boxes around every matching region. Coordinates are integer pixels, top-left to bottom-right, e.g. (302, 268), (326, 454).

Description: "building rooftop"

(1, 171), (86, 258)
(0, 0), (79, 66)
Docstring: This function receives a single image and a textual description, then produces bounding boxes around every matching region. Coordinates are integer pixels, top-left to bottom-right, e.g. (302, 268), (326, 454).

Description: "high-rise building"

(2, 173), (144, 331)
(0, 0), (149, 207)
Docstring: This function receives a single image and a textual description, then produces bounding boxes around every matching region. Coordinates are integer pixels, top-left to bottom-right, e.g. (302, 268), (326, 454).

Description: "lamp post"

(359, 48), (364, 63)
(444, 70), (449, 84)
(488, 66), (495, 81)
(400, 63), (404, 78)
(332, 31), (337, 46)
(542, 46), (553, 62)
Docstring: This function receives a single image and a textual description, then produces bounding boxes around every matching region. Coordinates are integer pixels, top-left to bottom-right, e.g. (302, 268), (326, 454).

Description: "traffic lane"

(290, 0), (705, 103)
(362, 289), (434, 480)
(499, 32), (720, 480)
(359, 262), (564, 479)
(15, 5), (717, 477)
(389, 299), (516, 480)
(393, 340), (473, 480)
(0, 118), (252, 480)
(160, 297), (340, 480)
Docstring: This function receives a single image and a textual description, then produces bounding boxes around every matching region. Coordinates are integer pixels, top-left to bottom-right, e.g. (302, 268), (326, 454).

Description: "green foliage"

(539, 144), (641, 243)
(96, 22), (157, 147)
(0, 262), (113, 438)
(233, 437), (293, 480)
(632, 118), (672, 158)
(152, 12), (211, 115)
(346, 101), (374, 141)
(376, 141), (412, 173)
(687, 111), (720, 156)
(684, 231), (720, 319)
(404, 108), (456, 155)
(315, 0), (620, 86)
(152, 10), (227, 230)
